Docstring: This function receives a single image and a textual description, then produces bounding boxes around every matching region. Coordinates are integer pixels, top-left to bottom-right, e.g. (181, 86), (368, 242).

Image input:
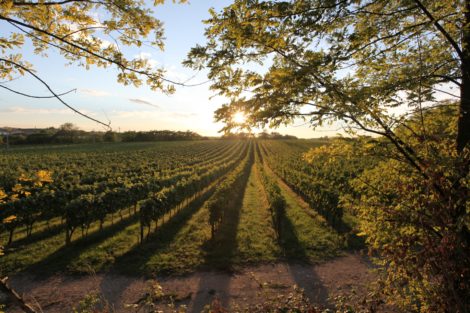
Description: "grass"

(1, 216), (63, 247)
(233, 163), (280, 264)
(262, 163), (345, 262)
(0, 209), (136, 276)
(1, 157), (347, 277)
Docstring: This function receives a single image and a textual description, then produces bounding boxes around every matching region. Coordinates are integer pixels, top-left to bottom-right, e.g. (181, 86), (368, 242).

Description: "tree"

(186, 0), (466, 151)
(308, 106), (469, 312)
(0, 0), (188, 128)
(56, 122), (79, 143)
(103, 130), (119, 142)
(186, 1), (469, 311)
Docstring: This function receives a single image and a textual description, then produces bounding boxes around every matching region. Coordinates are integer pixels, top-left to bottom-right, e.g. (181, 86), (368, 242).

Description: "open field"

(0, 139), (367, 312)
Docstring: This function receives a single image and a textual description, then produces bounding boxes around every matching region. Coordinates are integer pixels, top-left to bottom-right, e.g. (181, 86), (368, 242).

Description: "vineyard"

(0, 140), (354, 277)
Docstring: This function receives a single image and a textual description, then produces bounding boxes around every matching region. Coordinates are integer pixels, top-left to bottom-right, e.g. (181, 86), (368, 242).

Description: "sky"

(0, 2), (457, 138)
(0, 1), (332, 138)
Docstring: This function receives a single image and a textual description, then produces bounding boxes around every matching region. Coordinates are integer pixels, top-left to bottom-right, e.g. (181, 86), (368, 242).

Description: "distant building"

(0, 127), (42, 135)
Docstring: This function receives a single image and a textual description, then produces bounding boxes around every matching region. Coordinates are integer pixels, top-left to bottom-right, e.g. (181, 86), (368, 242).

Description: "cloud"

(136, 52), (152, 59)
(129, 98), (160, 109)
(80, 88), (110, 97)
(99, 39), (117, 50)
(0, 106), (96, 116)
(165, 66), (189, 82)
(134, 52), (159, 69)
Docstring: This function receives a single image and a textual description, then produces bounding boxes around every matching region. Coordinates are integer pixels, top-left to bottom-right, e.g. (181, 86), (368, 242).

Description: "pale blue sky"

(8, 2), (457, 137)
(0, 1), (335, 137)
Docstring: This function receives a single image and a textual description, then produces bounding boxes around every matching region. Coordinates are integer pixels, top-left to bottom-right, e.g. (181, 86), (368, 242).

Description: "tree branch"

(0, 15), (208, 87)
(0, 85), (77, 98)
(13, 0), (101, 6)
(243, 36), (432, 180)
(0, 277), (38, 313)
(0, 58), (111, 129)
(413, 0), (463, 60)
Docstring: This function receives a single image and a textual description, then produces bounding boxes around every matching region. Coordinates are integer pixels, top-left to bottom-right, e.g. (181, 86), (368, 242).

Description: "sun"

(232, 111), (247, 124)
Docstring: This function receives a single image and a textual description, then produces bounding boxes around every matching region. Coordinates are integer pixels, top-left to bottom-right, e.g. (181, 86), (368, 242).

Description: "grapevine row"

(259, 141), (344, 230)
(207, 141), (254, 238)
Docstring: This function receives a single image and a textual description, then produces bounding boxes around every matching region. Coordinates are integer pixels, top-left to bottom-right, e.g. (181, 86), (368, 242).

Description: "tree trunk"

(65, 228), (71, 245)
(7, 229), (14, 245)
(0, 277), (38, 313)
(458, 0), (470, 152)
(140, 224), (144, 243)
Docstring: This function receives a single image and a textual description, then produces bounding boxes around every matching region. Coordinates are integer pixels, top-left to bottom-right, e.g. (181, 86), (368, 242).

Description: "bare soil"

(4, 252), (376, 313)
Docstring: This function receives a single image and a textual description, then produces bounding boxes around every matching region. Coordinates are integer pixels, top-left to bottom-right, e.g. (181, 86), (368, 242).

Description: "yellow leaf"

(12, 184), (23, 193)
(18, 173), (31, 182)
(0, 189), (7, 202)
(3, 215), (16, 224)
(37, 170), (53, 183)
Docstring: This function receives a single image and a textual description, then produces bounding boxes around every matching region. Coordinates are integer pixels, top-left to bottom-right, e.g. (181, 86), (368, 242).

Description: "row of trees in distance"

(0, 123), (206, 145)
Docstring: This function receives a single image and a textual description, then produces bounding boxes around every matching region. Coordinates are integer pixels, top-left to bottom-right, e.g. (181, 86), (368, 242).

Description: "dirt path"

(4, 253), (374, 313)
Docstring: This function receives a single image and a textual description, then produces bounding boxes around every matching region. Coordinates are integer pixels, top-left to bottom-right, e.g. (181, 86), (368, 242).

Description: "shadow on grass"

(201, 184), (246, 270)
(277, 210), (330, 305)
(277, 208), (309, 261)
(191, 157), (252, 312)
(270, 166), (364, 250)
(6, 222), (64, 250)
(98, 182), (227, 309)
(110, 185), (217, 276)
(20, 213), (139, 278)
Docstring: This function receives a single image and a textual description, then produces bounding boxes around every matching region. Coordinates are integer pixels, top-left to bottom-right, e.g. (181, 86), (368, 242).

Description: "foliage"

(304, 107), (470, 312)
(257, 140), (345, 260)
(0, 140), (343, 276)
(0, 170), (53, 245)
(207, 141), (252, 238)
(1, 126), (206, 145)
(0, 0), (187, 93)
(187, 1), (469, 311)
(72, 292), (112, 313)
(0, 141), (241, 246)
(258, 164), (285, 239)
(130, 280), (188, 313)
(262, 140), (348, 232)
(257, 131), (297, 140)
(138, 141), (249, 243)
(186, 0), (466, 149)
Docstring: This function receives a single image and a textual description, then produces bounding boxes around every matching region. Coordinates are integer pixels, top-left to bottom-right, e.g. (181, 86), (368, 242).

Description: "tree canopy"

(0, 0), (187, 128)
(186, 0), (470, 311)
(186, 0), (466, 152)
